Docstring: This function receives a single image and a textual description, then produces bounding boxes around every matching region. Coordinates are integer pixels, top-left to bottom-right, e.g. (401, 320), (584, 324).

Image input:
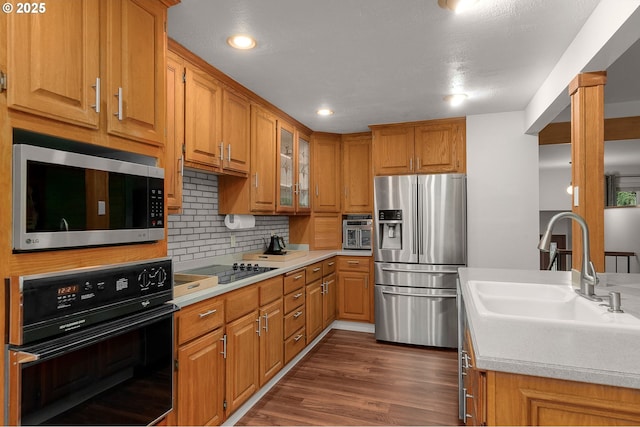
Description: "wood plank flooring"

(237, 329), (463, 426)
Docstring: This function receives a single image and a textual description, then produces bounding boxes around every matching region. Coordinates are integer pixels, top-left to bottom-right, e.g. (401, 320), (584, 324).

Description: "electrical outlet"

(230, 234), (236, 247)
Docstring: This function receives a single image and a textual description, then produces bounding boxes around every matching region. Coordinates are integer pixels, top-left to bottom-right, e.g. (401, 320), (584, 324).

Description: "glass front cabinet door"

(277, 121), (311, 213)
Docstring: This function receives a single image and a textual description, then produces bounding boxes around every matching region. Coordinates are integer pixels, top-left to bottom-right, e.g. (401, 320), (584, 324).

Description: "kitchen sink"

(468, 280), (640, 326)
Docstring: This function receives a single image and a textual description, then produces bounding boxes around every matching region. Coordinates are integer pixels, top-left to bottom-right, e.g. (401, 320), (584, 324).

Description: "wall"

(466, 111), (540, 269)
(167, 169), (289, 263)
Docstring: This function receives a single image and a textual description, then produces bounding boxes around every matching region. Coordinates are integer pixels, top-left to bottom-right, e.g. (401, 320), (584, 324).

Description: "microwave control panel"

(149, 177), (165, 228)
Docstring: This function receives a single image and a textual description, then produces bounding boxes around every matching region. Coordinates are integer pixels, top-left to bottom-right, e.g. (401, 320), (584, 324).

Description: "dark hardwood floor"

(237, 329), (463, 426)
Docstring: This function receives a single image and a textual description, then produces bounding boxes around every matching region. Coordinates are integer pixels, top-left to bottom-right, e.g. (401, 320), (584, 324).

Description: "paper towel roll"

(224, 214), (256, 230)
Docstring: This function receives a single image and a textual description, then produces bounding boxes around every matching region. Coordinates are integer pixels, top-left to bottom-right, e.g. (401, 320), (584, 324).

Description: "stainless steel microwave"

(13, 144), (165, 251)
(343, 219), (373, 250)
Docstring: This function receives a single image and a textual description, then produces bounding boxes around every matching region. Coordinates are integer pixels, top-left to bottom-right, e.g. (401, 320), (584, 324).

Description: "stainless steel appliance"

(342, 219), (373, 250)
(374, 174), (466, 347)
(13, 140), (165, 251)
(7, 258), (177, 426)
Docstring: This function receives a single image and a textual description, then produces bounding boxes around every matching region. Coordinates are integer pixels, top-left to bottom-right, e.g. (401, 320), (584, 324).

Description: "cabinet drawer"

(177, 298), (224, 345)
(225, 285), (259, 322)
(284, 307), (305, 338)
(283, 288), (305, 313)
(305, 262), (323, 284)
(259, 276), (283, 306)
(338, 257), (370, 272)
(284, 327), (306, 364)
(323, 258), (336, 276)
(284, 269), (306, 294)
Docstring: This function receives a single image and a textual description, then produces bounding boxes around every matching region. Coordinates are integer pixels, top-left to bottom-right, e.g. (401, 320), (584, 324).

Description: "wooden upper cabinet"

(342, 133), (373, 214)
(7, 0), (101, 128)
(106, 0), (167, 145)
(251, 104), (277, 212)
(312, 133), (341, 212)
(414, 120), (465, 173)
(371, 117), (466, 176)
(371, 126), (415, 175)
(222, 89), (250, 175)
(166, 51), (184, 213)
(184, 64), (223, 168)
(297, 133), (312, 213)
(276, 122), (311, 214)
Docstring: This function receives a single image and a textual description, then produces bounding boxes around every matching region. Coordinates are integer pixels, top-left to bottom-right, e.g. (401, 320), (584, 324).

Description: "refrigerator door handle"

(418, 181), (424, 256)
(381, 267), (459, 274)
(412, 181), (419, 255)
(381, 291), (457, 298)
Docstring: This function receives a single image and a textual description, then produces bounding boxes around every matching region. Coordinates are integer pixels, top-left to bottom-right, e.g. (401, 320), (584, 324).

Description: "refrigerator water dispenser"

(378, 209), (403, 250)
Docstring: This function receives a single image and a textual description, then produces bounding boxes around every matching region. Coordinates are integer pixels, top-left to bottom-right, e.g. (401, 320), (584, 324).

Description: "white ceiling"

(167, 0), (606, 134)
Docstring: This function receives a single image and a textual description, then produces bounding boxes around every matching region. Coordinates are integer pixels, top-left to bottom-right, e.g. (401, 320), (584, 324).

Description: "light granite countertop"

(171, 249), (372, 308)
(459, 268), (640, 390)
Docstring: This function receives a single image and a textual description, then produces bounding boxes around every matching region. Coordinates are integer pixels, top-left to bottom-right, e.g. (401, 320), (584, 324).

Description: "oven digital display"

(57, 285), (79, 296)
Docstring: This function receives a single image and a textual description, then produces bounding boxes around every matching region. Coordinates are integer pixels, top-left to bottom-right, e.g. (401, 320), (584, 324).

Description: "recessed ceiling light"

(438, 0), (478, 13)
(227, 34), (256, 50)
(444, 93), (468, 107)
(316, 108), (334, 116)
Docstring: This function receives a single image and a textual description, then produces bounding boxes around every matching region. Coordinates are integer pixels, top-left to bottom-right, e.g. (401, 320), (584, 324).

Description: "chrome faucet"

(538, 212), (601, 301)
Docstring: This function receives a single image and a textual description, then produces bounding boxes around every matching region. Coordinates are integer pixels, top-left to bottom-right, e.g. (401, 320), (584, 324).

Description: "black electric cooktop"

(182, 262), (277, 284)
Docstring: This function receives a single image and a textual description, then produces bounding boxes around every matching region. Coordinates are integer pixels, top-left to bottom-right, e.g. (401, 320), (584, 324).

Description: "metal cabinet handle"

(315, 184), (319, 197)
(254, 173), (259, 188)
(293, 311), (303, 318)
(294, 334), (304, 342)
(220, 334), (227, 359)
(417, 157), (421, 170)
(114, 87), (123, 120)
(462, 387), (472, 423)
(294, 274), (303, 280)
(328, 261), (335, 266)
(409, 158), (413, 171)
(227, 144), (231, 162)
(381, 291), (455, 298)
(219, 142), (224, 160)
(256, 316), (261, 336)
(294, 182), (299, 195)
(179, 154), (184, 177)
(347, 260), (360, 265)
(293, 293), (303, 299)
(313, 267), (321, 272)
(263, 313), (269, 332)
(198, 309), (217, 318)
(321, 282), (326, 295)
(91, 77), (100, 113)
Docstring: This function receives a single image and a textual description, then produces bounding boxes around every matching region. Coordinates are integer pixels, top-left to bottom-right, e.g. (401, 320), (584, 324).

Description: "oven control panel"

(19, 258), (173, 340)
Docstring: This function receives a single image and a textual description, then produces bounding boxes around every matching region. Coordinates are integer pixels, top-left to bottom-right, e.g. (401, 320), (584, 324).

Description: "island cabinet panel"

(7, 0), (100, 128)
(488, 372), (640, 426)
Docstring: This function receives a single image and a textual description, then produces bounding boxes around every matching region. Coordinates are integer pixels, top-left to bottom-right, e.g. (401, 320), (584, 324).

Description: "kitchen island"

(459, 268), (640, 425)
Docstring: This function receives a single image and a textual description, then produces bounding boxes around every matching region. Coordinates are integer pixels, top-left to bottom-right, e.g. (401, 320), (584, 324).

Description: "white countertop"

(459, 268), (640, 389)
(171, 249), (372, 308)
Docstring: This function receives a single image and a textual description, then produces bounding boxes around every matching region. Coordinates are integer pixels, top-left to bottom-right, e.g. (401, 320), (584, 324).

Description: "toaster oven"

(342, 219), (372, 250)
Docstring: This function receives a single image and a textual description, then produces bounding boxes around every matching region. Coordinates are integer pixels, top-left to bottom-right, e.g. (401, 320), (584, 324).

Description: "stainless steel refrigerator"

(373, 173), (466, 348)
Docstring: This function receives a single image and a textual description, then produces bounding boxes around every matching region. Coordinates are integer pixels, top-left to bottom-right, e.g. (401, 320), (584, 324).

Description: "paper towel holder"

(224, 214), (256, 230)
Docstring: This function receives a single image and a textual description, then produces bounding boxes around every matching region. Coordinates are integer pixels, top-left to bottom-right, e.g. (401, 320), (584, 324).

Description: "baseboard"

(221, 320), (374, 426)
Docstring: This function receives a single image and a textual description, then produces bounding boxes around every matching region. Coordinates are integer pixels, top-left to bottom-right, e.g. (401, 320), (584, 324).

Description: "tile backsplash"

(167, 169), (289, 263)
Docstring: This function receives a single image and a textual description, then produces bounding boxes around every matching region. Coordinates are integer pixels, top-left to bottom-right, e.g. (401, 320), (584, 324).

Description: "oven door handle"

(11, 303), (179, 364)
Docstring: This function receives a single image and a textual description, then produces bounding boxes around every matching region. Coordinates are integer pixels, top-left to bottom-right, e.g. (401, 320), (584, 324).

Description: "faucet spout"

(538, 212), (601, 301)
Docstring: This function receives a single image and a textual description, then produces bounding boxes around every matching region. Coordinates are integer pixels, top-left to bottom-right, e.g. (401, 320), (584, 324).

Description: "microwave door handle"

(356, 229), (361, 248)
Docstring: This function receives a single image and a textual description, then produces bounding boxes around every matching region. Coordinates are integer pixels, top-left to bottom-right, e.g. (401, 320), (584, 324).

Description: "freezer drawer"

(375, 262), (461, 289)
(375, 285), (457, 348)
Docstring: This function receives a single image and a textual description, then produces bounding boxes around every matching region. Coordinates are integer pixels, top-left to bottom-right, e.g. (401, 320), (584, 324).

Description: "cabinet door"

(7, 0), (100, 127)
(337, 271), (371, 321)
(166, 52), (184, 213)
(414, 120), (464, 173)
(342, 134), (373, 213)
(296, 133), (312, 213)
(312, 133), (341, 212)
(305, 280), (323, 344)
(372, 126), (415, 175)
(185, 65), (223, 167)
(276, 121), (296, 213)
(107, 0), (166, 145)
(222, 89), (250, 175)
(259, 299), (284, 386)
(250, 105), (277, 212)
(177, 328), (225, 426)
(322, 272), (337, 328)
(225, 310), (259, 415)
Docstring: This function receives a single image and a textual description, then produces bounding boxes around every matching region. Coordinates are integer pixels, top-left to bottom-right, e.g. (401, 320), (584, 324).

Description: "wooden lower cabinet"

(176, 328), (225, 426)
(225, 310), (260, 415)
(463, 325), (640, 426)
(337, 256), (373, 322)
(305, 280), (324, 344)
(259, 299), (284, 387)
(322, 271), (337, 328)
